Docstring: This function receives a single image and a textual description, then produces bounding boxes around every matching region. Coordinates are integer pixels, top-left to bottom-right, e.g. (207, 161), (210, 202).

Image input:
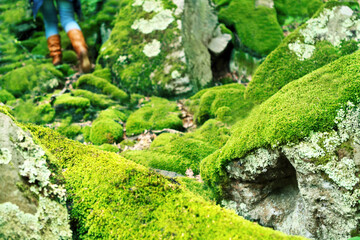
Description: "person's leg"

(58, 0), (91, 73)
(57, 0), (81, 33)
(40, 0), (59, 38)
(40, 0), (62, 65)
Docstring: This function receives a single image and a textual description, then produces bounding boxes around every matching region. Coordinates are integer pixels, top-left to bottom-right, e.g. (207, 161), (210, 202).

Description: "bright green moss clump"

(54, 94), (90, 109)
(274, 0), (323, 24)
(28, 125), (305, 240)
(245, 2), (359, 104)
(123, 120), (230, 175)
(72, 89), (115, 109)
(90, 119), (123, 145)
(201, 50), (360, 192)
(0, 89), (15, 103)
(217, 0), (283, 56)
(12, 100), (55, 124)
(0, 63), (63, 97)
(188, 83), (254, 125)
(74, 74), (128, 103)
(126, 97), (183, 136)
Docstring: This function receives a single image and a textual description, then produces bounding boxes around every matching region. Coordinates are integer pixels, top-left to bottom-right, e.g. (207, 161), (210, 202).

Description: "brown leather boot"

(67, 29), (91, 73)
(47, 34), (62, 66)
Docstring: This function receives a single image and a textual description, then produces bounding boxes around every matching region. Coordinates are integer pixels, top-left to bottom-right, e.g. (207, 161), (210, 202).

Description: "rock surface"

(0, 112), (71, 239)
(222, 102), (360, 240)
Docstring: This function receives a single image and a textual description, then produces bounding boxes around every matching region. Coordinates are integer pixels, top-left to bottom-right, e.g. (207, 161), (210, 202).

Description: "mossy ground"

(28, 124), (305, 240)
(126, 97), (183, 136)
(123, 119), (230, 175)
(187, 83), (254, 125)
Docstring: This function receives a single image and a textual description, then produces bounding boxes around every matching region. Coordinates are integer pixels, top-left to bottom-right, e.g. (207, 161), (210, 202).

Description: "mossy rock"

(187, 83), (254, 125)
(0, 63), (63, 97)
(126, 97), (182, 136)
(72, 89), (115, 109)
(11, 99), (55, 124)
(97, 0), (189, 96)
(245, 2), (360, 104)
(90, 118), (123, 145)
(123, 120), (230, 175)
(201, 50), (360, 193)
(28, 124), (305, 240)
(97, 108), (127, 122)
(62, 50), (78, 65)
(0, 89), (15, 103)
(274, 0), (323, 25)
(74, 74), (128, 103)
(95, 143), (120, 153)
(216, 0), (283, 56)
(54, 94), (90, 109)
(92, 68), (112, 82)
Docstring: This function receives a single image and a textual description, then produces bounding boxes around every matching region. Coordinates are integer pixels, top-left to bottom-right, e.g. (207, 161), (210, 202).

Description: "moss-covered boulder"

(0, 110), (71, 239)
(187, 83), (254, 125)
(97, 0), (189, 96)
(28, 123), (305, 239)
(245, 2), (360, 104)
(214, 0), (283, 57)
(201, 50), (360, 239)
(74, 74), (128, 103)
(123, 119), (230, 175)
(126, 97), (183, 135)
(0, 63), (63, 97)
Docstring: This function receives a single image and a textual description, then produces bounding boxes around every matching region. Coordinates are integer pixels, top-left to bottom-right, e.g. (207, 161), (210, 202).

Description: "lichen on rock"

(289, 5), (360, 60)
(0, 111), (71, 239)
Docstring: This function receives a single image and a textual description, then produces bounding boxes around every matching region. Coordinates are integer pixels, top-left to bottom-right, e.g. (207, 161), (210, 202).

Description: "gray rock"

(222, 102), (360, 240)
(0, 113), (72, 239)
(182, 0), (218, 91)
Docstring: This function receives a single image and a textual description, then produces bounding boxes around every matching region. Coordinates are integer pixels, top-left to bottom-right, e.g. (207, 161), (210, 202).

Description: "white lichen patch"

(142, 0), (163, 13)
(289, 6), (360, 60)
(0, 147), (12, 164)
(19, 158), (51, 188)
(226, 148), (280, 180)
(131, 9), (175, 34)
(322, 157), (358, 190)
(288, 40), (316, 61)
(171, 70), (181, 79)
(117, 55), (128, 64)
(143, 39), (161, 57)
(173, 0), (184, 16)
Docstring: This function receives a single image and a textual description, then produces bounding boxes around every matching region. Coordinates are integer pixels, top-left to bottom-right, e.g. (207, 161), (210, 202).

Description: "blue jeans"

(40, 0), (81, 38)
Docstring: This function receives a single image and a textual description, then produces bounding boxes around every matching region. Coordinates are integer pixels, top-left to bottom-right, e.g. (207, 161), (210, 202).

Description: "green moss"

(95, 143), (119, 153)
(245, 3), (360, 104)
(92, 68), (112, 82)
(97, 0), (187, 96)
(12, 100), (55, 124)
(0, 89), (15, 103)
(217, 0), (283, 56)
(90, 119), (123, 145)
(274, 0), (323, 25)
(201, 50), (360, 193)
(28, 124), (304, 239)
(120, 139), (136, 149)
(57, 122), (82, 140)
(62, 50), (78, 65)
(188, 83), (254, 125)
(82, 126), (91, 142)
(72, 89), (115, 109)
(0, 63), (63, 97)
(97, 108), (127, 122)
(54, 94), (90, 109)
(74, 74), (128, 103)
(126, 97), (183, 136)
(176, 177), (216, 202)
(124, 120), (230, 175)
